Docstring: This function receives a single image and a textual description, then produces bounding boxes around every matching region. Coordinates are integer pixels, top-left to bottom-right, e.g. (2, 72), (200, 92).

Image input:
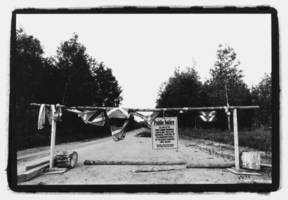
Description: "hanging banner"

(151, 117), (178, 150)
(199, 111), (217, 122)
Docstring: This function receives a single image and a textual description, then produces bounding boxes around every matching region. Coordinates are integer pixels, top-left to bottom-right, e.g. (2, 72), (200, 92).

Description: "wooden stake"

(233, 108), (240, 170)
(49, 105), (57, 169)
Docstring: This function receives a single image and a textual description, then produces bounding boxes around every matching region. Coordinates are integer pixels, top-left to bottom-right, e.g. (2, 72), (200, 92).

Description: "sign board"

(151, 117), (178, 149)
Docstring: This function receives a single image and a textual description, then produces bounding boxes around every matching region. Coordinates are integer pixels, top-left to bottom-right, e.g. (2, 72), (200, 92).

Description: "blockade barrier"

(30, 103), (259, 172)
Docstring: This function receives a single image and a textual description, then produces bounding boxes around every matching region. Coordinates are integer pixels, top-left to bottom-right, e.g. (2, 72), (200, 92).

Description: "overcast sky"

(16, 14), (271, 108)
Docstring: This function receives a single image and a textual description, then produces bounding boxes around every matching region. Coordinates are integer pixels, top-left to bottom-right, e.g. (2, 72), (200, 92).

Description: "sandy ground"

(18, 128), (271, 185)
(181, 136), (272, 165)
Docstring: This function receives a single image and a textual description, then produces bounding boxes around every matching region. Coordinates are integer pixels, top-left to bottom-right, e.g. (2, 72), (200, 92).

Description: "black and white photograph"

(8, 7), (279, 192)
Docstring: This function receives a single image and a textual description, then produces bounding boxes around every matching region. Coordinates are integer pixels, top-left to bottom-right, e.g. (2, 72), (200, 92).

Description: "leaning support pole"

(49, 106), (57, 169)
(233, 108), (240, 170)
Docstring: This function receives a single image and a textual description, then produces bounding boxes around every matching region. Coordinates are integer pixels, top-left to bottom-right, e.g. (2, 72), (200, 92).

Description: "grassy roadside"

(179, 128), (272, 152)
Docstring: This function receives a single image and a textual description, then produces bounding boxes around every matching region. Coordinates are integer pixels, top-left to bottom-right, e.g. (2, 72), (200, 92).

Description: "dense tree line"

(15, 29), (122, 106)
(251, 73), (272, 127)
(156, 44), (272, 129)
(13, 29), (272, 149)
(13, 29), (123, 149)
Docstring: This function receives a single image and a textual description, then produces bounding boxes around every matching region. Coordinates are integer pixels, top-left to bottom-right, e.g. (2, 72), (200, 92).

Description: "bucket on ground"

(240, 151), (261, 170)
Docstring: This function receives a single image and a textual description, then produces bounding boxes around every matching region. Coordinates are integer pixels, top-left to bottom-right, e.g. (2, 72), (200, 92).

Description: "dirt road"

(18, 128), (271, 185)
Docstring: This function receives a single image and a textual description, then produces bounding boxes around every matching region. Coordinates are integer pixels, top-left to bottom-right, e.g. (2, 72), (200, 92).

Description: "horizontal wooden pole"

(30, 103), (259, 111)
(128, 106), (259, 111)
(84, 160), (186, 165)
(18, 163), (49, 183)
(133, 167), (184, 173)
(25, 160), (49, 171)
(186, 162), (234, 168)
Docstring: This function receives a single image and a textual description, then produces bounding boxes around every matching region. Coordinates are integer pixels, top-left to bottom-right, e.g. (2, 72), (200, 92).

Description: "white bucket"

(240, 151), (261, 170)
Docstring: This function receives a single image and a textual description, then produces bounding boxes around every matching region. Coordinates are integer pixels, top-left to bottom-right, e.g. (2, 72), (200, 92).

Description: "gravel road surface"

(18, 128), (271, 185)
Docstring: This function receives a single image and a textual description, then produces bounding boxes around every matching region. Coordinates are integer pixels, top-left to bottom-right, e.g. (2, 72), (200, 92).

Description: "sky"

(16, 14), (271, 108)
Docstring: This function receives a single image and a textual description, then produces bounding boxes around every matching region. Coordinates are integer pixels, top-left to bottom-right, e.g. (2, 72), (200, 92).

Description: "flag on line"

(66, 107), (131, 141)
(199, 111), (217, 122)
(66, 107), (130, 126)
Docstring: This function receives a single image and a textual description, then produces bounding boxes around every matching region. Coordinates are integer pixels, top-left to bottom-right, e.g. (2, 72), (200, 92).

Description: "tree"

(156, 67), (202, 107)
(54, 34), (94, 105)
(251, 73), (272, 128)
(15, 28), (45, 105)
(13, 30), (124, 149)
(14, 28), (48, 138)
(90, 62), (122, 106)
(156, 67), (203, 127)
(54, 34), (122, 106)
(203, 44), (252, 129)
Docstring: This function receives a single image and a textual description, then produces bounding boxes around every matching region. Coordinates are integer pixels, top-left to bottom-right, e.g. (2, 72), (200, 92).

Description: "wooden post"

(233, 108), (240, 170)
(49, 105), (57, 169)
(227, 112), (231, 131)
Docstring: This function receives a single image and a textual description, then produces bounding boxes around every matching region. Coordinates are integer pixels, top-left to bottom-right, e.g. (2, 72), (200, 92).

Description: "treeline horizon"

(155, 42), (271, 129)
(12, 29), (272, 149)
(14, 29), (271, 105)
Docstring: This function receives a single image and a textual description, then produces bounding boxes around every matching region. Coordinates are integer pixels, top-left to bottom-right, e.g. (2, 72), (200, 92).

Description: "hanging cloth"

(148, 111), (160, 124)
(54, 104), (62, 122)
(111, 114), (131, 141)
(66, 107), (132, 141)
(107, 107), (129, 119)
(37, 104), (61, 130)
(132, 111), (159, 128)
(66, 109), (106, 126)
(199, 111), (217, 122)
(84, 111), (106, 126)
(46, 105), (59, 124)
(37, 104), (46, 130)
